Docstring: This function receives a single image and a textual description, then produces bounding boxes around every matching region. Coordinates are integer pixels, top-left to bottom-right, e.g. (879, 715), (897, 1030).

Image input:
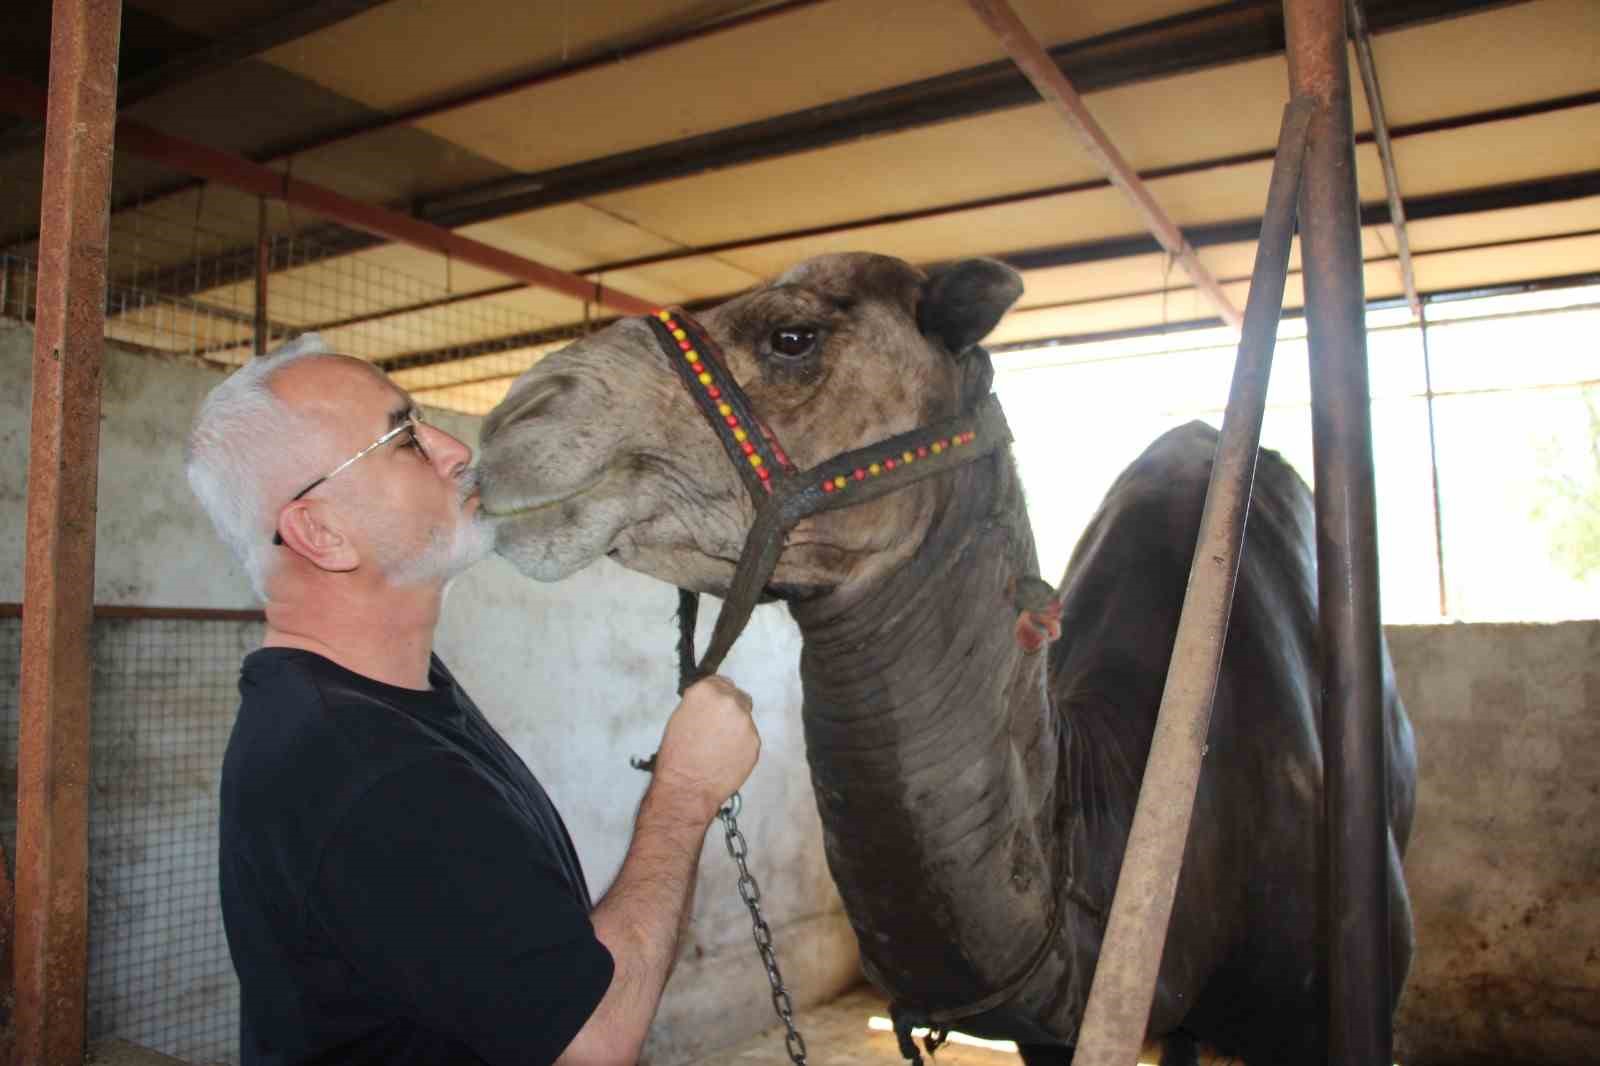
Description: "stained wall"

(1390, 620), (1600, 1066)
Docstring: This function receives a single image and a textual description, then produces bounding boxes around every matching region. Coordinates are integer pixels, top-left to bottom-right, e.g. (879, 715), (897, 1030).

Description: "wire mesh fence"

(0, 182), (602, 415)
(1, 611), (262, 1065)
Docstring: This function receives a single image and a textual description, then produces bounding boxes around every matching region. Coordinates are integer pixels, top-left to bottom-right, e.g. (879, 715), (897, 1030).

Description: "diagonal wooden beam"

(966, 0), (1244, 330)
(0, 74), (655, 317)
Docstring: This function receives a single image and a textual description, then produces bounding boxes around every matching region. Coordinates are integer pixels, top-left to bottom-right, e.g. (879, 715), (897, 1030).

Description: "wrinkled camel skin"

(477, 253), (1417, 1064)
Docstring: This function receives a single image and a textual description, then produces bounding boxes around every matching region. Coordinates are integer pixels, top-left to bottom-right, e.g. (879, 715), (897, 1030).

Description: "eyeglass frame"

(272, 407), (428, 545)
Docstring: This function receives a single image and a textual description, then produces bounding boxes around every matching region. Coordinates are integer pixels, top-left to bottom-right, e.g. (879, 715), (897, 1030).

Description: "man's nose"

(481, 374), (574, 445)
(423, 423), (472, 477)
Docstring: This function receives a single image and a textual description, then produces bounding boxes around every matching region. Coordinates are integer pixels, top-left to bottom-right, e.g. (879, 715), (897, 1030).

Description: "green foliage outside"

(1533, 385), (1600, 581)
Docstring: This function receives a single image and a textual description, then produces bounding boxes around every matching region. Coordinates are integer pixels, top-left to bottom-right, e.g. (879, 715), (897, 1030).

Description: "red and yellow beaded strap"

(814, 429), (979, 497)
(648, 308), (796, 502)
(644, 305), (1014, 685)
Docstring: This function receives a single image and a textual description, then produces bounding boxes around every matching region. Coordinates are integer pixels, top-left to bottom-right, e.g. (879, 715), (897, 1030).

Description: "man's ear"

(277, 500), (360, 573)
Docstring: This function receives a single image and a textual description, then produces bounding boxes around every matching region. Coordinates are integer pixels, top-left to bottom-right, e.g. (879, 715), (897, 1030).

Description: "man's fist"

(652, 676), (760, 824)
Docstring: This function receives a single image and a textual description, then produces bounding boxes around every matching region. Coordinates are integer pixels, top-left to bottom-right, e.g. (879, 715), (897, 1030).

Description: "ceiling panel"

(459, 204), (684, 272)
(1392, 104), (1600, 197)
(1409, 232), (1600, 292)
(261, 0), (1205, 174)
(11, 0), (1598, 357)
(1405, 197), (1600, 254)
(1370, 0), (1600, 127)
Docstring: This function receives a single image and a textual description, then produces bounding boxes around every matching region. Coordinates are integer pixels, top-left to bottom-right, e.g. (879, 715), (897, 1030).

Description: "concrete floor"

(700, 986), (1022, 1066)
(699, 986), (1195, 1066)
(85, 1041), (194, 1066)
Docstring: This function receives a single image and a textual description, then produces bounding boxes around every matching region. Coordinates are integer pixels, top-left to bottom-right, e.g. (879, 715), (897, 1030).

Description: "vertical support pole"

(1068, 96), (1313, 1066)
(14, 1), (122, 1063)
(254, 197), (269, 355)
(1282, 1), (1393, 1064)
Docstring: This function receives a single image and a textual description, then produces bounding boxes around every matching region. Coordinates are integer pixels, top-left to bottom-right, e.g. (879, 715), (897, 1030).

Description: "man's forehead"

(272, 354), (411, 415)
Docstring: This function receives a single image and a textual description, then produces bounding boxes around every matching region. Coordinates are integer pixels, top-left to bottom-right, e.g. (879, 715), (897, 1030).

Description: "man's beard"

(375, 470), (498, 587)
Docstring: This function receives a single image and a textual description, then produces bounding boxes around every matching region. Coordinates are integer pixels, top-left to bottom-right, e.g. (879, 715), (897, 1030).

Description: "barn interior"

(1, 0), (1596, 1064)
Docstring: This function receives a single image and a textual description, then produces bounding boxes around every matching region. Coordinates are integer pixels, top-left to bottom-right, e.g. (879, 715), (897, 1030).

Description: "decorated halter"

(645, 307), (1015, 690)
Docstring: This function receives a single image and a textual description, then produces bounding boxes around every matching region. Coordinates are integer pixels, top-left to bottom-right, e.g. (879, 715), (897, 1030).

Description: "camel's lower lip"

(480, 475), (604, 520)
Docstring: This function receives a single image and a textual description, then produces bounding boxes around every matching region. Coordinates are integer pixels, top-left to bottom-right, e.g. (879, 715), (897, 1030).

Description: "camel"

(476, 253), (1417, 1064)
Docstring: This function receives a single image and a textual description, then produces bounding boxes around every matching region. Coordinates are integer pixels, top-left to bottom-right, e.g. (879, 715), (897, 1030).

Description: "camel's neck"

(789, 448), (1066, 1011)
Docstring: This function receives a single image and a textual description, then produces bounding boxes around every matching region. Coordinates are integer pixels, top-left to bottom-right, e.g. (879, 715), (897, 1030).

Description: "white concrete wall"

(0, 322), (860, 1065)
(1390, 620), (1600, 1066)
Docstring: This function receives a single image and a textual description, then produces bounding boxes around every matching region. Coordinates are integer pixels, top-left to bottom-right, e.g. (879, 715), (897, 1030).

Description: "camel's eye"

(769, 326), (818, 359)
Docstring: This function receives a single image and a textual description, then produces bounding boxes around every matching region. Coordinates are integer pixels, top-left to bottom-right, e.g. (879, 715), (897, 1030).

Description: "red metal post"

(1283, 0), (1394, 1062)
(14, 1), (122, 1063)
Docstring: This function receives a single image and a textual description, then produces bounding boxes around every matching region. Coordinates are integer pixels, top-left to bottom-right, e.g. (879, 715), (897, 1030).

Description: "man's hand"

(555, 676), (760, 1065)
(652, 676), (760, 824)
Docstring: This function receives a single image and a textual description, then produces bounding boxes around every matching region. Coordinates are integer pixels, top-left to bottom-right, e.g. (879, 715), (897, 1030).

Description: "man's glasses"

(273, 408), (429, 545)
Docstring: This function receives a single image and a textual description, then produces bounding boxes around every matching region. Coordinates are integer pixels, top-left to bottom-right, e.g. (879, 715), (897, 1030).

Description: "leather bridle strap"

(647, 308), (1013, 689)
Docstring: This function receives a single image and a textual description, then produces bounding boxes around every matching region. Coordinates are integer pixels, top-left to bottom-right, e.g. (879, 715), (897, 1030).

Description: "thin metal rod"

(965, 0), (1244, 330)
(1284, 0), (1395, 1061)
(1347, 0), (1421, 319)
(254, 197), (269, 356)
(14, 0), (123, 1061)
(1418, 309), (1449, 616)
(1069, 95), (1314, 1066)
(0, 603), (267, 622)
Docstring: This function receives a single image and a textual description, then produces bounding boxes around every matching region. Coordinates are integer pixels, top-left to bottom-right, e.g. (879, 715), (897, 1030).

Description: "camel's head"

(477, 252), (1022, 599)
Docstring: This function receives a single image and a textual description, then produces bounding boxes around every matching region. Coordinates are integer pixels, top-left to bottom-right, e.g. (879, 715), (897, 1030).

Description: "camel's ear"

(917, 259), (1023, 358)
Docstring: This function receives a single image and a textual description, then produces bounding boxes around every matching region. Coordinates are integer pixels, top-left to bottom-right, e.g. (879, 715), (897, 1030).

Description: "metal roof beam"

(193, 167), (1600, 369)
(962, 0), (1234, 326)
(998, 168), (1600, 271)
(11, 0), (1523, 301)
(416, 0), (1526, 228)
(1348, 0), (1421, 317)
(367, 174), (1600, 380)
(0, 74), (655, 316)
(577, 95), (1600, 274)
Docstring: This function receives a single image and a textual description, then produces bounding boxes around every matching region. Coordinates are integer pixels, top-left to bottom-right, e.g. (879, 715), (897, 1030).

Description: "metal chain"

(718, 791), (809, 1065)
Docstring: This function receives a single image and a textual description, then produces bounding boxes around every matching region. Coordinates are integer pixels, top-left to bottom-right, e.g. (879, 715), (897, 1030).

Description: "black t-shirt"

(220, 648), (614, 1066)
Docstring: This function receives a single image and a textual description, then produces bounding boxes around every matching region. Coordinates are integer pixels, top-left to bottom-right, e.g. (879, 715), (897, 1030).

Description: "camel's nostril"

(483, 375), (574, 444)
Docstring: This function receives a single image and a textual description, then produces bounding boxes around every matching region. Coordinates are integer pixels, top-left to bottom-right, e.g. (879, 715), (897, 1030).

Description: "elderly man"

(186, 336), (760, 1066)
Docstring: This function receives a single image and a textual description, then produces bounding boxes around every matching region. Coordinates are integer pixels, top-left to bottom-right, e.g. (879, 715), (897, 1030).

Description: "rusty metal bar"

(1419, 310), (1449, 615)
(0, 74), (654, 318)
(0, 603), (267, 622)
(940, 0), (1243, 328)
(1348, 0), (1422, 319)
(1284, 0), (1395, 1061)
(1069, 96), (1314, 1066)
(14, 0), (123, 1062)
(0, 834), (11, 1064)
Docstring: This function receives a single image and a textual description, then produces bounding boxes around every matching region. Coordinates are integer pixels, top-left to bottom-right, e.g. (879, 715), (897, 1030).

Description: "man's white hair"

(185, 334), (336, 599)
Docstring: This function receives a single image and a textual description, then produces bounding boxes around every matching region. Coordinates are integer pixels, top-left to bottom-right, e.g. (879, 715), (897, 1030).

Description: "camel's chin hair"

(491, 491), (631, 582)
